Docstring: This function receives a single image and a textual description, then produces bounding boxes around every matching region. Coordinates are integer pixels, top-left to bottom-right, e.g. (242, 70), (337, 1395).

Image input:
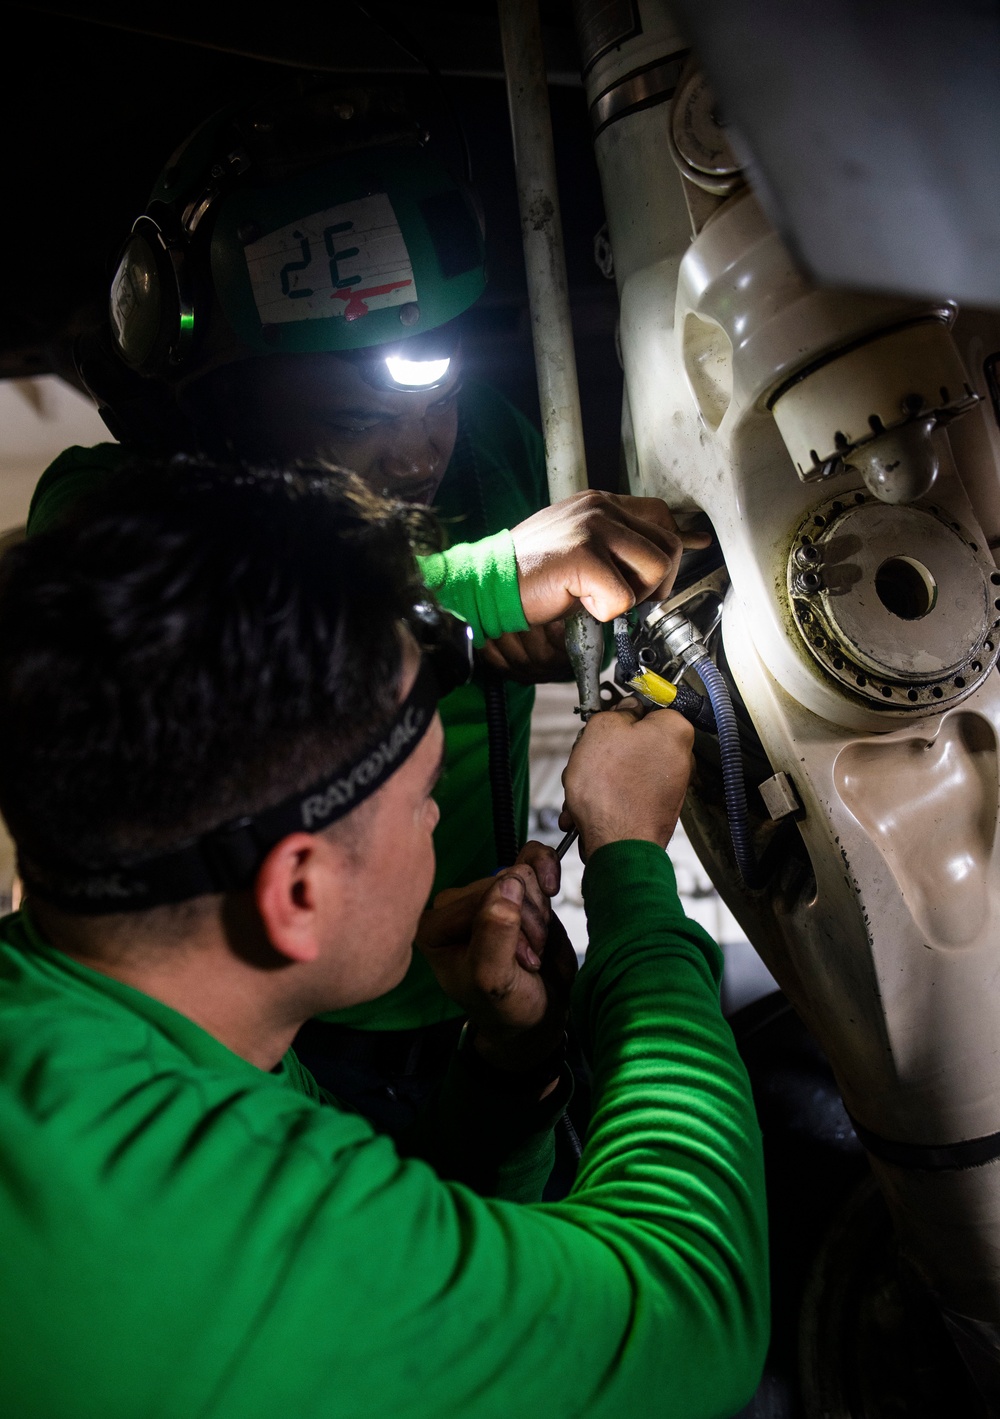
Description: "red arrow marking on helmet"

(330, 279), (413, 321)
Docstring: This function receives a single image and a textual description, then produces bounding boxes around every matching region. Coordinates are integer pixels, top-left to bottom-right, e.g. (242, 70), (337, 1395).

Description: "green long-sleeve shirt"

(26, 381), (549, 1031)
(0, 841), (768, 1417)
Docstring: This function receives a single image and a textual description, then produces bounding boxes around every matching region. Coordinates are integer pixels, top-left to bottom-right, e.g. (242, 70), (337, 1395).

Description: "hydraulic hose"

(483, 667), (520, 868)
(614, 616), (640, 678)
(671, 682), (717, 734)
(457, 420), (521, 872)
(692, 655), (758, 889)
(615, 617), (716, 732)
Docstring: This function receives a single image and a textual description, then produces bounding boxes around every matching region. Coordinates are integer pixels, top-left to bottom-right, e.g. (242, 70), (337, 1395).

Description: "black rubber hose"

(614, 616), (640, 679)
(672, 683), (717, 734)
(460, 419), (519, 870)
(693, 655), (758, 888)
(482, 667), (520, 868)
(615, 619), (716, 732)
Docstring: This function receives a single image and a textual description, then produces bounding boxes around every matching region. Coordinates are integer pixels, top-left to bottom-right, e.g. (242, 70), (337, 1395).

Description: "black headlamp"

(21, 604), (473, 915)
(406, 599), (474, 698)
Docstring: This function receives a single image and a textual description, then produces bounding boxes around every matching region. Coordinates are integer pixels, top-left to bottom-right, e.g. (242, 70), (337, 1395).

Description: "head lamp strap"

(21, 661), (441, 916)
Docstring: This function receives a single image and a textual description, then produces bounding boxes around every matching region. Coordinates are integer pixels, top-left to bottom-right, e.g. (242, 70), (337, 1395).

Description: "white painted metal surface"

(577, 0), (1000, 1337)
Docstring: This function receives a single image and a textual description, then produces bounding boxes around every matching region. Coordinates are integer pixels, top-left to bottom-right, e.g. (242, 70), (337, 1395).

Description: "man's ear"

(254, 832), (344, 965)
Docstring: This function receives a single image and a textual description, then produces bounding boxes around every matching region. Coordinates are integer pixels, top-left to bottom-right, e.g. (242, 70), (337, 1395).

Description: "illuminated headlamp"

(384, 354), (451, 389)
(349, 322), (461, 393)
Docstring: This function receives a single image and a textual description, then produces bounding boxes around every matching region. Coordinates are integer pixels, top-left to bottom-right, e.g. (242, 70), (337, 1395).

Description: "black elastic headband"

(21, 660), (442, 916)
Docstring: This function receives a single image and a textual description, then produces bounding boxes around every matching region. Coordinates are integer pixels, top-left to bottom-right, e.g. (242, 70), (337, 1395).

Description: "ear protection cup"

(109, 216), (196, 377)
(74, 327), (195, 449)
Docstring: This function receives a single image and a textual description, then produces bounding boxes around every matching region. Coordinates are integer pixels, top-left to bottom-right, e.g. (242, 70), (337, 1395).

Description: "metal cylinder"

(499, 0), (588, 502)
(500, 0), (602, 719)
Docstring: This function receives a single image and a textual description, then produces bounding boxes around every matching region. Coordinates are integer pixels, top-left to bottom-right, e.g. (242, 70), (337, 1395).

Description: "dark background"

(2, 2), (624, 487)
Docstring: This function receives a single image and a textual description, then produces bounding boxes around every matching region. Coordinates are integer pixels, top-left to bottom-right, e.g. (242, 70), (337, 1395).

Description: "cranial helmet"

(107, 84), (486, 385)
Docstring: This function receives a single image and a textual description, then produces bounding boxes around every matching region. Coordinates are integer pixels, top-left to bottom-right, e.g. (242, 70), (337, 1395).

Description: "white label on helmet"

(243, 194), (417, 326)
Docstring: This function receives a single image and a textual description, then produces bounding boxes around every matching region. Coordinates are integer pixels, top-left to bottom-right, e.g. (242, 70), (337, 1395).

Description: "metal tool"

(555, 826), (579, 860)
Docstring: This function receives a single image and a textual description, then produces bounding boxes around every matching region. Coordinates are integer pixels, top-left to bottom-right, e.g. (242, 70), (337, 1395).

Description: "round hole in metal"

(874, 556), (938, 621)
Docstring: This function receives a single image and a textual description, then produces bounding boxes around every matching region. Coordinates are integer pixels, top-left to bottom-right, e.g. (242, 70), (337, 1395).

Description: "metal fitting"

(759, 771), (802, 821)
(643, 607), (708, 667)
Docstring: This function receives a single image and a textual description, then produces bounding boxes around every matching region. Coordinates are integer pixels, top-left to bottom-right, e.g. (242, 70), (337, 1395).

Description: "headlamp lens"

(384, 355), (451, 389)
(407, 602), (473, 697)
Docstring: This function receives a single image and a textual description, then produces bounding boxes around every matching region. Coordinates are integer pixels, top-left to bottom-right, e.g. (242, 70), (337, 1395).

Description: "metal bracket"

(759, 771), (802, 821)
(656, 563), (731, 623)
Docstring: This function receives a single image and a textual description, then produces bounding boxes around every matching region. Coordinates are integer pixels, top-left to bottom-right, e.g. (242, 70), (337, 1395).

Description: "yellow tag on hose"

(628, 670), (678, 706)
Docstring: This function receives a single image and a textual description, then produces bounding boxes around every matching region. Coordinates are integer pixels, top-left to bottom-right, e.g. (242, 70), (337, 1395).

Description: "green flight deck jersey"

(0, 842), (768, 1419)
(27, 380), (550, 1030)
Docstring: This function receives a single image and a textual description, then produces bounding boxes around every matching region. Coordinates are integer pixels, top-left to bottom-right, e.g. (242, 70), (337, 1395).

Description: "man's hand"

(512, 491), (711, 627)
(418, 842), (576, 1074)
(416, 840), (558, 968)
(476, 624), (572, 684)
(561, 698), (695, 859)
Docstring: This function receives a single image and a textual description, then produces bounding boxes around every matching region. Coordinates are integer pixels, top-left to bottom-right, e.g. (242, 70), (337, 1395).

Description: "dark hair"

(0, 456), (434, 887)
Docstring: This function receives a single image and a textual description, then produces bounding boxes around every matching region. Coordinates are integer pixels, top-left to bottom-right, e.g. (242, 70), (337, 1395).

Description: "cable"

(615, 618), (716, 732)
(483, 668), (520, 867)
(347, 0), (474, 185)
(559, 1111), (583, 1161)
(457, 419), (520, 869)
(620, 615), (756, 885)
(613, 615), (639, 678)
(692, 655), (758, 889)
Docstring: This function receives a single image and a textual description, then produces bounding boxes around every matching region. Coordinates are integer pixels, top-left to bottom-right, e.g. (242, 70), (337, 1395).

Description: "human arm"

(13, 710), (765, 1418)
(420, 489), (710, 647)
(26, 444), (127, 537)
(31, 450), (701, 657)
(439, 385), (707, 672)
(312, 710), (765, 1417)
(408, 706), (767, 1414)
(399, 1007), (573, 1202)
(362, 708), (766, 1415)
(237, 834), (766, 1419)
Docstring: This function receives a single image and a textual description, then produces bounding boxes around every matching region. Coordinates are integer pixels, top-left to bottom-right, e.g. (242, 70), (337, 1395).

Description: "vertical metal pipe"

(500, 0), (604, 720)
(499, 0), (589, 502)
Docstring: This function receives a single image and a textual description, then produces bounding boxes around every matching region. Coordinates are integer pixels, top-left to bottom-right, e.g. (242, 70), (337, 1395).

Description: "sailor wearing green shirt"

(0, 457), (767, 1419)
(44, 84), (707, 1120)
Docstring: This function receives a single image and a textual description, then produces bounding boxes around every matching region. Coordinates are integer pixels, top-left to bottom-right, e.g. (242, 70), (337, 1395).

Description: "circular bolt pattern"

(787, 490), (1000, 712)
